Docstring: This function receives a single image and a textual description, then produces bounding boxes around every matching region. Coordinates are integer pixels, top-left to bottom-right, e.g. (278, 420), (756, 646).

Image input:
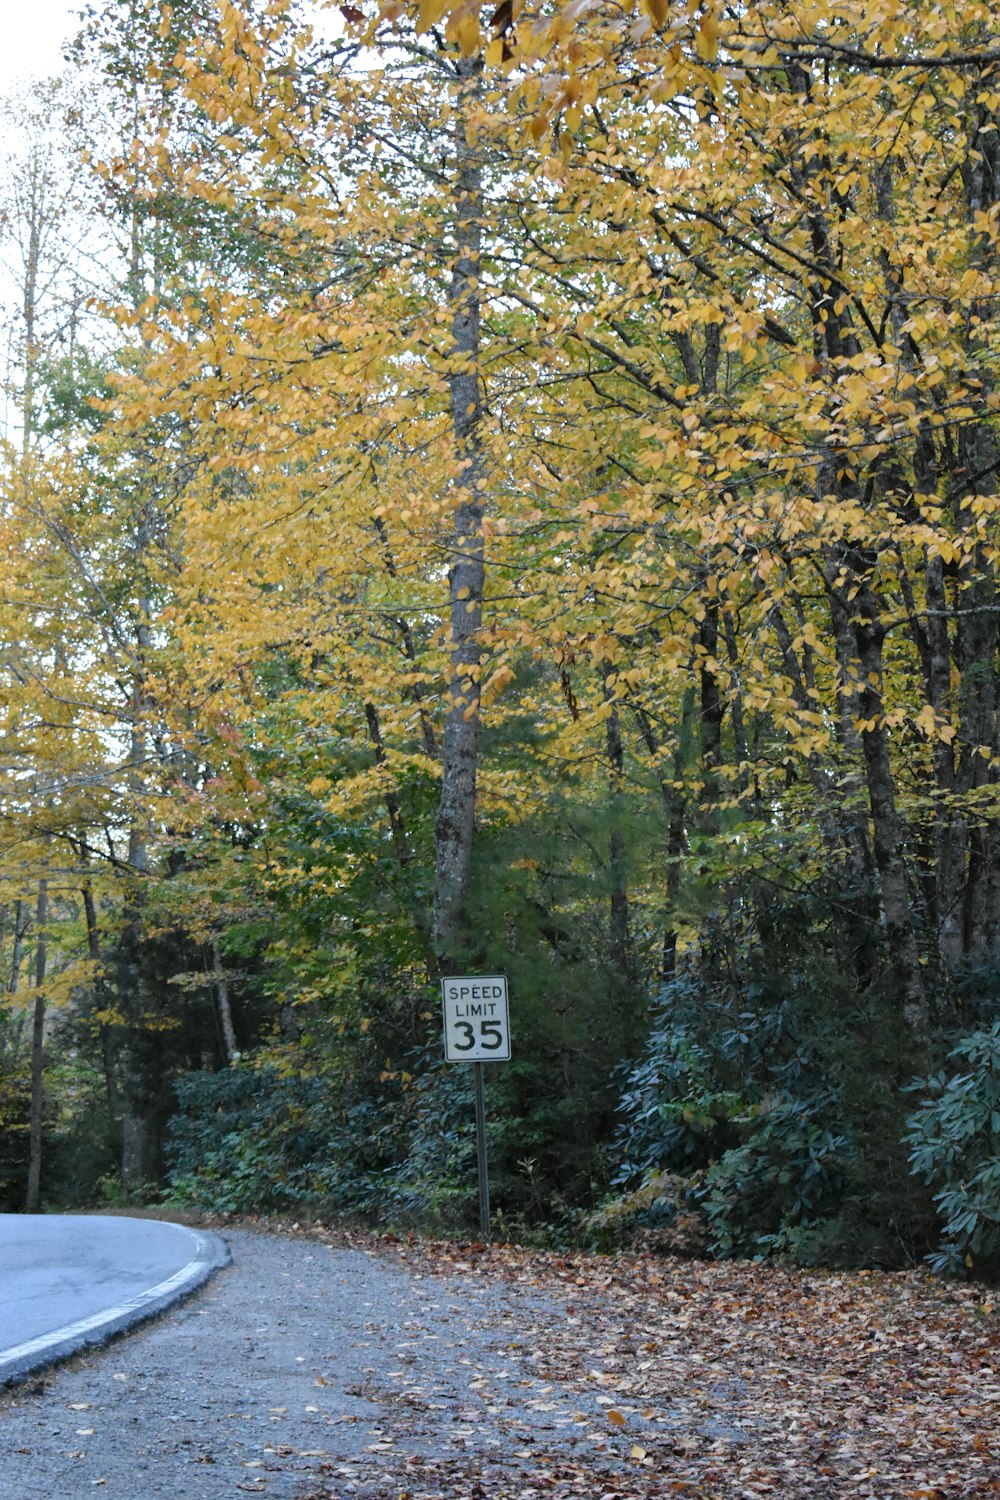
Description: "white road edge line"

(0, 1235), (211, 1366)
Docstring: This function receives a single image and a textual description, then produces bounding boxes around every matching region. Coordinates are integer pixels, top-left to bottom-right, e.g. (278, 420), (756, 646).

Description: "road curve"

(0, 1213), (230, 1385)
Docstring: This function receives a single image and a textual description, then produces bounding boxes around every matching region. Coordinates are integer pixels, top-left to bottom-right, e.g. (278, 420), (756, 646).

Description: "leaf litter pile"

(296, 1229), (998, 1500)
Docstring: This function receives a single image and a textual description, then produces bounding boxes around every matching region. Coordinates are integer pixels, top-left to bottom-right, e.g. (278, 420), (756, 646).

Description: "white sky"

(0, 0), (80, 92)
(0, 0), (340, 93)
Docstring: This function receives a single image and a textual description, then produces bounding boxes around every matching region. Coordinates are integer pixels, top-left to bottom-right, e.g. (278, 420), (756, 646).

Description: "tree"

(0, 0), (997, 1255)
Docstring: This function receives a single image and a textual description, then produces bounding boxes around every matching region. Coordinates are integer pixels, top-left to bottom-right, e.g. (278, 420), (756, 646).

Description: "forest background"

(1, 0), (999, 1279)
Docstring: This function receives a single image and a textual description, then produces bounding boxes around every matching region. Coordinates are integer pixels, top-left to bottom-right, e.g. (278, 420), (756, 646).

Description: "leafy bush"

(612, 1010), (748, 1180)
(697, 1097), (850, 1259)
(45, 1098), (120, 1208)
(166, 1057), (485, 1226)
(0, 1055), (29, 1211)
(600, 968), (905, 1264)
(906, 1021), (1000, 1277)
(166, 1067), (341, 1214)
(374, 1060), (480, 1225)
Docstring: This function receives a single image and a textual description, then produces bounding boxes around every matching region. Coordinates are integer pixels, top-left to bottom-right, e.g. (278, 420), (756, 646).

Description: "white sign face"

(442, 975), (511, 1062)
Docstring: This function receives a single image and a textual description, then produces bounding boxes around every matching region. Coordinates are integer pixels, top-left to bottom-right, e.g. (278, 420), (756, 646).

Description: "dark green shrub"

(906, 1021), (1000, 1277)
(166, 1057), (483, 1226)
(0, 1055), (29, 1211)
(612, 1001), (748, 1181)
(601, 962), (916, 1265)
(166, 1067), (340, 1213)
(697, 1097), (851, 1258)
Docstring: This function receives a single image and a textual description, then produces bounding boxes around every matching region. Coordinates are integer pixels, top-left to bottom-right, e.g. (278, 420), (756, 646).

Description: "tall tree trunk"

(696, 600), (723, 831)
(82, 870), (119, 1116)
(20, 155), (41, 457)
(628, 695), (688, 982)
(601, 661), (633, 987)
(120, 655), (154, 1191)
(211, 934), (238, 1064)
(366, 700), (413, 869)
(432, 55), (486, 971)
(9, 898), (27, 994)
(25, 879), (48, 1213)
(852, 614), (930, 1040)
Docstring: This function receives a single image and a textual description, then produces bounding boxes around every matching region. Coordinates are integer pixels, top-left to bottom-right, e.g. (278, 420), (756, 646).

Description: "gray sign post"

(441, 975), (510, 1241)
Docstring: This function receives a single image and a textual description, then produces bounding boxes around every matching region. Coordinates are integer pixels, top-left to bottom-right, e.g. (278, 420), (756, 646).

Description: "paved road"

(0, 1214), (229, 1383)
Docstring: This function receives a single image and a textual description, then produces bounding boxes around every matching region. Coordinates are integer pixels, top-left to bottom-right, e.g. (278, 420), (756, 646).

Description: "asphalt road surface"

(0, 1214), (229, 1383)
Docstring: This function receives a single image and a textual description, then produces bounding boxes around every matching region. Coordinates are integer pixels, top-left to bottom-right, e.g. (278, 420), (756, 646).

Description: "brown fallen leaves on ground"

(288, 1225), (999, 1500)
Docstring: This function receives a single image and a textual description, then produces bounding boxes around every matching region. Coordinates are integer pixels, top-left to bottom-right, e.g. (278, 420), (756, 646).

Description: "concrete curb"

(0, 1222), (231, 1386)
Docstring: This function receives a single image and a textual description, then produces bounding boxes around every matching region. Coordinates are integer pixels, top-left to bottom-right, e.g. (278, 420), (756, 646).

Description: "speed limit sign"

(441, 976), (511, 1062)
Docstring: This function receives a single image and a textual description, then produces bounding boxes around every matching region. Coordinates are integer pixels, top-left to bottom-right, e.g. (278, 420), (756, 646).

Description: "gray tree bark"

(432, 55), (486, 971)
(25, 879), (48, 1213)
(82, 870), (120, 1117)
(212, 934), (238, 1064)
(9, 898), (27, 995)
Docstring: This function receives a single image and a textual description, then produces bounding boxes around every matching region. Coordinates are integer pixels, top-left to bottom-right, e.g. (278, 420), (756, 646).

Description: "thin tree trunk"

(365, 701), (413, 869)
(852, 615), (930, 1040)
(921, 551), (965, 968)
(722, 609), (749, 800)
(20, 157), (41, 456)
(9, 898), (27, 994)
(211, 935), (237, 1064)
(696, 601), (723, 831)
(601, 662), (633, 986)
(25, 879), (48, 1213)
(120, 651), (153, 1191)
(372, 515), (437, 760)
(82, 871), (119, 1115)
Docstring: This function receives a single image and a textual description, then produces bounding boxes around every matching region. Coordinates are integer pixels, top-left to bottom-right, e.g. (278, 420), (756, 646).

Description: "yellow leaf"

(694, 9), (720, 60)
(641, 0), (668, 26)
(452, 10), (481, 55)
(607, 1409), (627, 1426)
(416, 0), (448, 33)
(482, 663), (515, 706)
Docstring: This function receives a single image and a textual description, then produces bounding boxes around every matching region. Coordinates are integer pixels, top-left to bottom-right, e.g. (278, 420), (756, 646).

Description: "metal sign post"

(442, 975), (510, 1242)
(473, 1062), (490, 1240)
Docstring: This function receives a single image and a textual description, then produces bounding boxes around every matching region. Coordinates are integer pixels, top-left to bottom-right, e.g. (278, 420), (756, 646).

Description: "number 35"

(453, 1020), (504, 1050)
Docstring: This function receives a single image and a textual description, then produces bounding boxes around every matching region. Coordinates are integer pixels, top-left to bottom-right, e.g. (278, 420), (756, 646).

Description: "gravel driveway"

(0, 1227), (652, 1499)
